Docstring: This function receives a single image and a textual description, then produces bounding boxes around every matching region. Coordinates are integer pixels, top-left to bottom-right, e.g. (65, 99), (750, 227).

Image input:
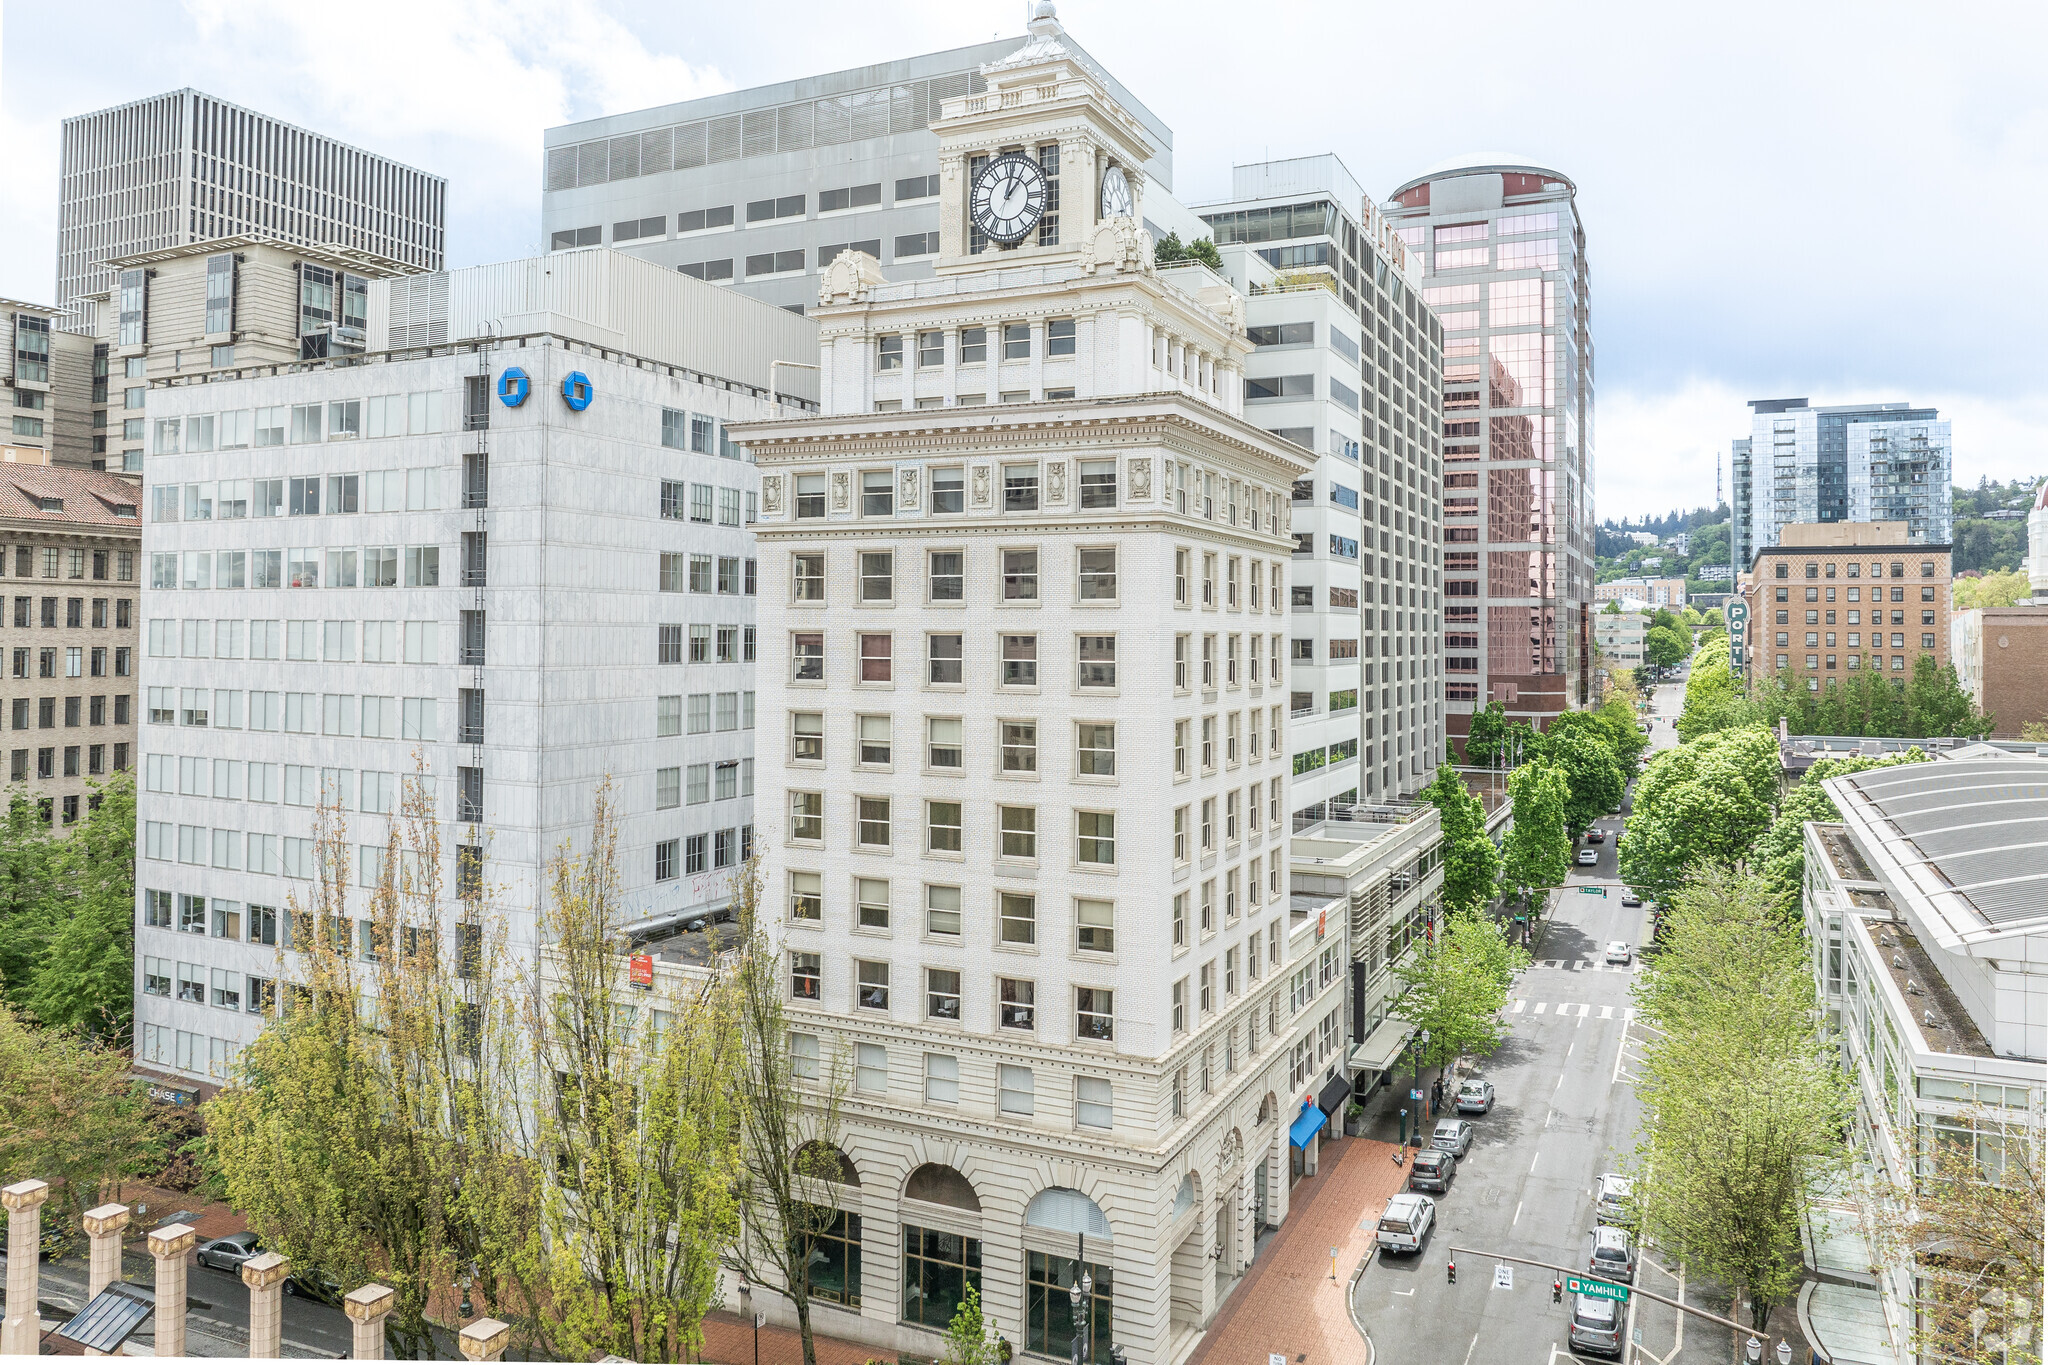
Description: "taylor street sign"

(1567, 1275), (1630, 1303)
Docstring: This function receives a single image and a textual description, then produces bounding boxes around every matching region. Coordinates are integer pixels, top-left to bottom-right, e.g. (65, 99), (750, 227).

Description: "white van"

(1375, 1192), (1436, 1254)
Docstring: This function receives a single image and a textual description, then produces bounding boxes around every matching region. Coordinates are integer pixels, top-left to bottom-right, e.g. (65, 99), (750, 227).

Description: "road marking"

(1545, 1110), (1553, 1128)
(1393, 1287), (1415, 1297)
(1554, 1073), (1563, 1091)
(1599, 1005), (1614, 1019)
(1530, 1152), (1540, 1173)
(1512, 1200), (1523, 1227)
(1512, 998), (1527, 1013)
(1567, 1042), (1575, 1058)
(1534, 1001), (1547, 1014)
(1461, 1332), (1480, 1365)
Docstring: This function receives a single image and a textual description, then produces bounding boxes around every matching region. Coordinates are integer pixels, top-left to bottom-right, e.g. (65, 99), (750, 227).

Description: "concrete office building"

(57, 89), (445, 337)
(5, 301), (97, 468)
(1732, 398), (1953, 573)
(1737, 522), (1951, 690)
(539, 4), (1176, 316)
(1, 465), (142, 825)
(1592, 608), (1646, 671)
(740, 24), (1347, 1362)
(130, 248), (814, 1093)
(1592, 576), (1685, 608)
(1802, 751), (2046, 1364)
(1385, 158), (1596, 743)
(85, 237), (425, 474)
(1195, 156), (1445, 814)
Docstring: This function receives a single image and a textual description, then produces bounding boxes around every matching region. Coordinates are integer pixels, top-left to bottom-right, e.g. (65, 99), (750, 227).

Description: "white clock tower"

(738, 11), (1334, 1365)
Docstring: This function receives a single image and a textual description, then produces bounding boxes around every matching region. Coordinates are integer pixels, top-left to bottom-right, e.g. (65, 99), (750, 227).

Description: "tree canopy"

(1419, 765), (1500, 917)
(1618, 725), (1779, 905)
(1499, 761), (1571, 910)
(1754, 750), (1929, 922)
(1535, 724), (1626, 835)
(1391, 910), (1530, 1082)
(1952, 569), (2032, 610)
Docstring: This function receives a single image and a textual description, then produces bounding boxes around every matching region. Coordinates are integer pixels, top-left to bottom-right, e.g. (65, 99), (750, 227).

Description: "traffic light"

(1552, 1279), (1563, 1304)
(1446, 1260), (1456, 1284)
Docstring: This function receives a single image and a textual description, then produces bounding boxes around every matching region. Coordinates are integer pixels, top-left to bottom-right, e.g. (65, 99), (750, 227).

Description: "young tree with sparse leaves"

(1391, 910), (1531, 1095)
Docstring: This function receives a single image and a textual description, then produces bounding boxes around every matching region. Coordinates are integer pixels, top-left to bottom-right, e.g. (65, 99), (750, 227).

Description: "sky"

(3, 0), (2043, 520)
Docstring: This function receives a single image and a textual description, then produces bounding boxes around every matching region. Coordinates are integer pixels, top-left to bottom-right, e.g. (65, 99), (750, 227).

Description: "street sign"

(1580, 886), (1606, 896)
(1726, 602), (1748, 625)
(1567, 1275), (1630, 1304)
(1410, 1089), (1424, 1100)
(1493, 1264), (1513, 1289)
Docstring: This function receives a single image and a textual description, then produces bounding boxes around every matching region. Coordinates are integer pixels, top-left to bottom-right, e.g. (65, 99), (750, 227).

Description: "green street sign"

(1567, 1276), (1630, 1303)
(1579, 886), (1606, 896)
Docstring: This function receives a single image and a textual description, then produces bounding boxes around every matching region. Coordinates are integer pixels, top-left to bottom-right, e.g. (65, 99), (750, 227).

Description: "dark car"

(1585, 829), (1606, 844)
(284, 1269), (344, 1304)
(196, 1232), (264, 1272)
(1408, 1147), (1457, 1193)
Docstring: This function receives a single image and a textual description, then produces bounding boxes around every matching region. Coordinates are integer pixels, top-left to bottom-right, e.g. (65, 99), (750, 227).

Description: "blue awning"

(1288, 1100), (1328, 1149)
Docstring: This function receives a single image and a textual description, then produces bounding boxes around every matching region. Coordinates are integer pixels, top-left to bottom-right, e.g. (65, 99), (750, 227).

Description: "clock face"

(971, 153), (1049, 244)
(1100, 164), (1133, 219)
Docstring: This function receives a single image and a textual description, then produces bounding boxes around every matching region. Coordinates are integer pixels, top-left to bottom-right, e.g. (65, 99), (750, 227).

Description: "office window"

(791, 951), (822, 1001)
(1076, 722), (1116, 776)
(1003, 465), (1039, 511)
(790, 791), (824, 841)
(859, 551), (894, 602)
(857, 796), (892, 847)
(999, 891), (1036, 945)
(1075, 994), (1115, 1047)
(927, 800), (962, 853)
(1000, 720), (1037, 774)
(856, 960), (890, 1010)
(926, 973), (962, 1024)
(999, 805), (1037, 860)
(1001, 634), (1037, 687)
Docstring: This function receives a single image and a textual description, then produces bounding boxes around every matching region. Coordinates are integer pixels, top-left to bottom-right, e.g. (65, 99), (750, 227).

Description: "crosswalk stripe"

(1533, 1001), (1547, 1014)
(1599, 1005), (1614, 1019)
(1512, 999), (1527, 1013)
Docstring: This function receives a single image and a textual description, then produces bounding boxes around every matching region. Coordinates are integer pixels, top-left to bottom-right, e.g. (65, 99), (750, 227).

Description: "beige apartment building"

(5, 299), (96, 469)
(1591, 576), (1685, 608)
(1740, 522), (1950, 691)
(2, 464), (142, 825)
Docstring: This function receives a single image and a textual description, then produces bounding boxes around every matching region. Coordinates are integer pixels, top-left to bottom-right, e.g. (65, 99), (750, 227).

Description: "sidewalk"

(1187, 1134), (1406, 1365)
(697, 1309), (895, 1365)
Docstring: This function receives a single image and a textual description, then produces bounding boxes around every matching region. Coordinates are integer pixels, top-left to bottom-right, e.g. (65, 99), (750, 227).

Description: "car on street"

(1585, 829), (1605, 844)
(1589, 1226), (1637, 1284)
(1375, 1193), (1435, 1254)
(284, 1268), (345, 1304)
(1455, 1079), (1494, 1114)
(1596, 1172), (1635, 1226)
(1569, 1292), (1625, 1356)
(1621, 892), (1642, 907)
(1576, 848), (1599, 866)
(1604, 941), (1633, 965)
(1430, 1119), (1476, 1156)
(1408, 1147), (1456, 1193)
(196, 1232), (264, 1272)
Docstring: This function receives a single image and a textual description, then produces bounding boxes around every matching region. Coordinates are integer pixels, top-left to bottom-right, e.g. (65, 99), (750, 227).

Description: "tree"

(1498, 762), (1570, 913)
(1753, 751), (1929, 923)
(1644, 625), (1689, 674)
(1390, 910), (1530, 1093)
(1952, 569), (2031, 610)
(504, 780), (744, 1364)
(0, 796), (58, 1009)
(1419, 766), (1500, 918)
(0, 998), (166, 1230)
(1151, 231), (1222, 270)
(22, 774), (137, 1041)
(1630, 866), (1853, 1332)
(1902, 656), (1994, 738)
(942, 1281), (1004, 1365)
(1460, 701), (1507, 766)
(1535, 723), (1626, 834)
(727, 857), (853, 1365)
(1592, 690), (1649, 773)
(1618, 726), (1778, 905)
(1676, 634), (1764, 742)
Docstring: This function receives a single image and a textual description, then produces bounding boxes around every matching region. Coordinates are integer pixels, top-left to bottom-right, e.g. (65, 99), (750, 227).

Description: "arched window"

(905, 1163), (981, 1211)
(1026, 1186), (1111, 1241)
(796, 1141), (859, 1186)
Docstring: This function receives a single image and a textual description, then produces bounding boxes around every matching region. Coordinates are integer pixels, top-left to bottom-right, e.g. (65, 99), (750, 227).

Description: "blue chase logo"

(497, 367), (530, 407)
(561, 371), (594, 412)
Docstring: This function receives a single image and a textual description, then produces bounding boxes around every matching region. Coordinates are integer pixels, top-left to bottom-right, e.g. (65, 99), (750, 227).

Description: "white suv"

(1375, 1192), (1436, 1254)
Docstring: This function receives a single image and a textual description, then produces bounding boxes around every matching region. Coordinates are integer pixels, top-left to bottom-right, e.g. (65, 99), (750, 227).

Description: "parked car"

(1455, 1079), (1495, 1115)
(1596, 1172), (1635, 1227)
(1375, 1193), (1435, 1254)
(1569, 1291), (1625, 1356)
(1621, 892), (1643, 908)
(1408, 1148), (1457, 1193)
(284, 1269), (344, 1305)
(1585, 829), (1606, 844)
(1431, 1119), (1476, 1157)
(1576, 848), (1599, 866)
(1588, 1226), (1637, 1284)
(1604, 941), (1633, 966)
(196, 1232), (264, 1273)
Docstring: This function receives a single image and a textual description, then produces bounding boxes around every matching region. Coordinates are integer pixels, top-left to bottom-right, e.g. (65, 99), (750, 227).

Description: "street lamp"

(1745, 1337), (1762, 1363)
(1070, 1233), (1093, 1365)
(1411, 1028), (1432, 1129)
(1775, 1341), (1793, 1365)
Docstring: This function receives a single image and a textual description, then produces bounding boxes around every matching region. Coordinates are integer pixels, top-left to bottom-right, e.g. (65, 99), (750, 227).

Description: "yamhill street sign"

(1567, 1275), (1630, 1304)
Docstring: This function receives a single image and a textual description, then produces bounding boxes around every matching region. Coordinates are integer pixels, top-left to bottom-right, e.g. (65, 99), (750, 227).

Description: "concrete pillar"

(81, 1203), (131, 1301)
(2, 1179), (52, 1356)
(239, 1253), (290, 1359)
(343, 1283), (396, 1360)
(147, 1222), (198, 1359)
(458, 1317), (511, 1362)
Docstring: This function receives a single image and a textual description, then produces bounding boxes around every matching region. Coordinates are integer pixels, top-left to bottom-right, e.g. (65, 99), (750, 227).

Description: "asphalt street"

(23, 1246), (352, 1357)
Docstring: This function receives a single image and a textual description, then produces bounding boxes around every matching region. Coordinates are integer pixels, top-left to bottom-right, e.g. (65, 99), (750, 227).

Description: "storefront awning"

(1348, 1017), (1416, 1075)
(1318, 1074), (1355, 1116)
(1288, 1100), (1328, 1149)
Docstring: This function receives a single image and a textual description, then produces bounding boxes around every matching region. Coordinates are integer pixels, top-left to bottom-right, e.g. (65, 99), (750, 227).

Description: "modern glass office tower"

(1384, 158), (1595, 743)
(1195, 156), (1444, 810)
(57, 89), (445, 335)
(1732, 398), (1953, 572)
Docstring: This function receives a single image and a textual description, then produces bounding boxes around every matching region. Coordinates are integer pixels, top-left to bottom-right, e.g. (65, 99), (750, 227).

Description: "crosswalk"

(1529, 959), (1640, 972)
(1509, 999), (1638, 1020)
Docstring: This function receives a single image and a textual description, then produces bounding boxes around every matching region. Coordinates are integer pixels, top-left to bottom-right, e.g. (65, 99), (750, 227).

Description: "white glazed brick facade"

(132, 338), (774, 1086)
(735, 24), (1344, 1365)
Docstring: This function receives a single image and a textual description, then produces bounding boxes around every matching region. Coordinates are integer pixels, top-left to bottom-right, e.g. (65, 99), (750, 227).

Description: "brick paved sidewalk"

(697, 1308), (897, 1365)
(1188, 1134), (1407, 1365)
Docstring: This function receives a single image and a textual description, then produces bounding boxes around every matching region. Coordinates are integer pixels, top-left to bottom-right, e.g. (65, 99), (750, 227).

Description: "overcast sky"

(4, 0), (2041, 518)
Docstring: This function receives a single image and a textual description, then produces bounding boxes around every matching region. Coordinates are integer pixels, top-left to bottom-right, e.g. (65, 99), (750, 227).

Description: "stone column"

(343, 1283), (395, 1360)
(81, 1203), (131, 1301)
(148, 1222), (198, 1359)
(2, 1179), (51, 1356)
(458, 1317), (511, 1362)
(239, 1253), (290, 1359)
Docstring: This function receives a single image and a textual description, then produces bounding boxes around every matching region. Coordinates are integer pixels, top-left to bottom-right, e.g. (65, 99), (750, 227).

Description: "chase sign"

(561, 371), (594, 411)
(497, 367), (530, 407)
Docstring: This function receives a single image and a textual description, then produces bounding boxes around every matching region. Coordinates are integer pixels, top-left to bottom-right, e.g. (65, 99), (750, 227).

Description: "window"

(925, 884), (962, 937)
(855, 878), (890, 930)
(1076, 812), (1115, 866)
(1001, 548), (1039, 602)
(1001, 635), (1037, 686)
(927, 800), (962, 853)
(1075, 897), (1114, 953)
(789, 711), (824, 761)
(998, 1063), (1034, 1115)
(928, 633), (963, 685)
(790, 791), (824, 841)
(1003, 465), (1039, 511)
(859, 551), (893, 602)
(1076, 635), (1116, 689)
(1000, 805), (1037, 859)
(925, 962), (964, 1022)
(1003, 324), (1032, 360)
(791, 951), (822, 1000)
(1047, 318), (1075, 356)
(791, 552), (826, 602)
(1000, 891), (1036, 945)
(921, 716), (964, 770)
(856, 960), (890, 1010)
(792, 632), (824, 681)
(1077, 548), (1116, 601)
(997, 719), (1039, 774)
(1076, 722), (1115, 776)
(927, 551), (963, 602)
(857, 796), (892, 847)
(859, 633), (892, 682)
(1075, 992), (1115, 1046)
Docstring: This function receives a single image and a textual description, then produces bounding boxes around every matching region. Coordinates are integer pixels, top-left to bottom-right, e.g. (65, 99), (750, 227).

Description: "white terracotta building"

(739, 20), (1345, 1365)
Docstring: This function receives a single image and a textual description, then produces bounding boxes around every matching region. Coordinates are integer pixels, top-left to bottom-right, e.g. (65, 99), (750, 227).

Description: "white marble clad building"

(130, 252), (813, 1089)
(740, 18), (1349, 1365)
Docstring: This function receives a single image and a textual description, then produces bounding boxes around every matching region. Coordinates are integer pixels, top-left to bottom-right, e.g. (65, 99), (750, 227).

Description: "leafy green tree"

(1151, 231), (1222, 270)
(1630, 865), (1853, 1332)
(0, 998), (166, 1230)
(1535, 727), (1625, 835)
(1753, 751), (1929, 922)
(1419, 766), (1500, 917)
(1460, 701), (1507, 766)
(1952, 569), (2031, 610)
(1649, 606), (1683, 634)
(22, 775), (136, 1040)
(1618, 726), (1779, 904)
(1391, 910), (1531, 1093)
(1592, 691), (1650, 772)
(1677, 634), (1765, 741)
(1644, 625), (1689, 674)
(0, 797), (57, 1008)
(1499, 762), (1571, 912)
(1902, 655), (1993, 737)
